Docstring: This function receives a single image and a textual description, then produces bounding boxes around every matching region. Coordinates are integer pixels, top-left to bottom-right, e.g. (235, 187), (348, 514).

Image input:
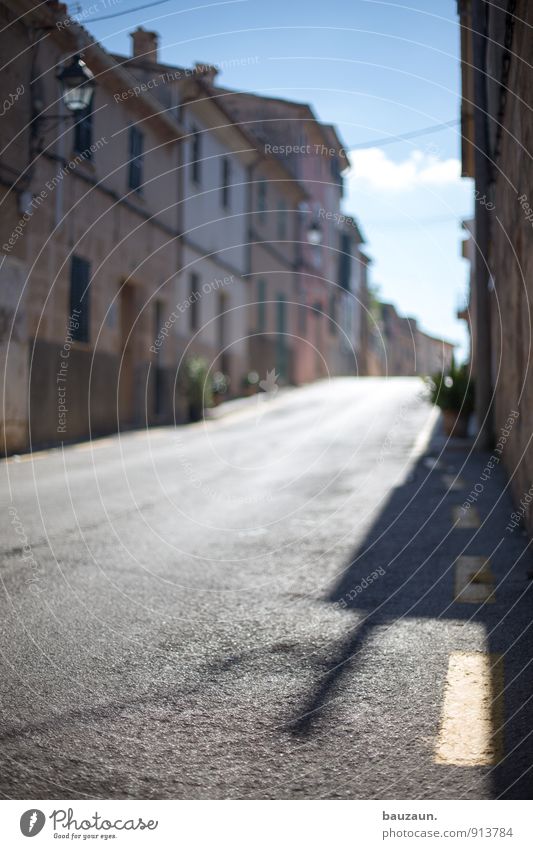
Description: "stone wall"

(489, 0), (533, 529)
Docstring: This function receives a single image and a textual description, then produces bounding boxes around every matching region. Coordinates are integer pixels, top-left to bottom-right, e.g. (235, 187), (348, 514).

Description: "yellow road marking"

(435, 652), (504, 766)
(442, 474), (465, 491)
(454, 556), (495, 604)
(452, 505), (480, 528)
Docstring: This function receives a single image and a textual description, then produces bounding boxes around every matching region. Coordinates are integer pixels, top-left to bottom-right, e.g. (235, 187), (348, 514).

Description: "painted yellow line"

(454, 556), (495, 604)
(452, 505), (480, 528)
(442, 474), (465, 491)
(435, 652), (504, 766)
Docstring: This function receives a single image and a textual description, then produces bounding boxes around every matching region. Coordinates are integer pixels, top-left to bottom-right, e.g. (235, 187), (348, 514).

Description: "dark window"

(299, 302), (307, 334)
(338, 232), (351, 290)
(221, 157), (231, 208)
(153, 301), (163, 415)
(277, 199), (287, 240)
(74, 107), (92, 155)
(329, 290), (337, 334)
(218, 292), (229, 374)
(191, 128), (201, 183)
(190, 272), (199, 331)
(257, 279), (266, 330)
(154, 301), (163, 355)
(128, 126), (144, 192)
(70, 256), (90, 343)
(258, 180), (266, 220)
(276, 295), (288, 381)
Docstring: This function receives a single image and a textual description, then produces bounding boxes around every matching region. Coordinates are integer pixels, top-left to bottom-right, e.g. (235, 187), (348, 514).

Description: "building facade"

(458, 0), (533, 527)
(208, 89), (355, 384)
(0, 1), (183, 453)
(1, 6), (397, 455)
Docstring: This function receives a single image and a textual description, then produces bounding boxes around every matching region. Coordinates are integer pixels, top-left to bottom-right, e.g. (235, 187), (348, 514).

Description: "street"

(1, 378), (532, 799)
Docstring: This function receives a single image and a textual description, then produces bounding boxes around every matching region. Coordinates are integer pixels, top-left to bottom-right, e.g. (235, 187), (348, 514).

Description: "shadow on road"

(288, 444), (533, 799)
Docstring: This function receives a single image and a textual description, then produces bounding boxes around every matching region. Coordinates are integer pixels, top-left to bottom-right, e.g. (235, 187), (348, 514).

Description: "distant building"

(207, 88), (357, 383)
(377, 303), (454, 377)
(332, 216), (367, 376)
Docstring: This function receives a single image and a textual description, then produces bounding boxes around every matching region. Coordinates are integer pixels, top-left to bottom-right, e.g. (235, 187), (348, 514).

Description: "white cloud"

(347, 147), (461, 191)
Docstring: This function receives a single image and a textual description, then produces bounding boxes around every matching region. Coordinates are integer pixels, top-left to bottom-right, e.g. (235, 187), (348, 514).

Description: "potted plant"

(212, 371), (230, 406)
(425, 359), (475, 437)
(184, 356), (212, 422)
(242, 370), (259, 396)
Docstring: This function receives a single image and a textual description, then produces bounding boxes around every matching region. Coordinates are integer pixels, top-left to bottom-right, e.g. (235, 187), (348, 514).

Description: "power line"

(349, 119), (460, 150)
(87, 0), (244, 23)
(89, 0), (175, 24)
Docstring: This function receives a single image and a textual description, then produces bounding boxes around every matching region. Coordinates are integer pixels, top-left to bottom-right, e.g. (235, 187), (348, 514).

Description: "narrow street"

(1, 378), (532, 799)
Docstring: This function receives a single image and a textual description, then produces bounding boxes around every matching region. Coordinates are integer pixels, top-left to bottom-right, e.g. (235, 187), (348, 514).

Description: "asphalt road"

(1, 377), (532, 799)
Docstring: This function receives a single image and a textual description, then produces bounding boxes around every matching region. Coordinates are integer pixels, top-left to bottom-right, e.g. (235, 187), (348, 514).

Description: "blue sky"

(85, 0), (473, 356)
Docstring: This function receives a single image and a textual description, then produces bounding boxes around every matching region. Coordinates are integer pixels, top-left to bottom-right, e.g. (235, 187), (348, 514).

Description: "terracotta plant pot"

(442, 409), (470, 438)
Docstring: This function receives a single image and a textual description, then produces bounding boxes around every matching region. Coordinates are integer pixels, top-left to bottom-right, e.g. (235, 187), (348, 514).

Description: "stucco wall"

(489, 0), (533, 529)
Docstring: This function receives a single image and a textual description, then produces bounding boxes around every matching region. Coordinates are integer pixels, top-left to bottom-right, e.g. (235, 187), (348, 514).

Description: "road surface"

(1, 378), (532, 799)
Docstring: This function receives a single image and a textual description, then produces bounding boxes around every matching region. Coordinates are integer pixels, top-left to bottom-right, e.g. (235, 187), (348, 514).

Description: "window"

(338, 232), (352, 290)
(299, 303), (307, 334)
(69, 256), (90, 343)
(276, 295), (288, 381)
(257, 180), (266, 221)
(153, 301), (163, 355)
(191, 127), (201, 184)
(257, 279), (266, 331)
(128, 126), (144, 192)
(221, 157), (231, 208)
(153, 301), (164, 415)
(277, 198), (287, 240)
(217, 292), (229, 375)
(74, 107), (92, 155)
(190, 272), (199, 331)
(329, 290), (337, 334)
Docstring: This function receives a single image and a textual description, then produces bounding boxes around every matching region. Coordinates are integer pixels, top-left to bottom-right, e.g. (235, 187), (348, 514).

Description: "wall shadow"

(288, 444), (533, 799)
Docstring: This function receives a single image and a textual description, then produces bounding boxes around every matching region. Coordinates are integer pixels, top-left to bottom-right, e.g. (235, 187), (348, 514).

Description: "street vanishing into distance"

(1, 378), (532, 799)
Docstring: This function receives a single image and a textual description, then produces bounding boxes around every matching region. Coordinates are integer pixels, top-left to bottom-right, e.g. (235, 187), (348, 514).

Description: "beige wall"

(0, 10), (182, 450)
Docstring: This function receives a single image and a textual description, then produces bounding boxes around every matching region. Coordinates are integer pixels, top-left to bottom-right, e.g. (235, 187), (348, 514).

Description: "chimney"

(131, 27), (159, 64)
(193, 62), (219, 84)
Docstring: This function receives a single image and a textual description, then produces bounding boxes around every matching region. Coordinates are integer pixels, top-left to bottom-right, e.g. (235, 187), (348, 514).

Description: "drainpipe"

(471, 0), (493, 450)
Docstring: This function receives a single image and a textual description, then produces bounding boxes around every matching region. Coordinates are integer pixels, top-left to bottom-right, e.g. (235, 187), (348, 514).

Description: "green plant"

(425, 359), (475, 415)
(243, 370), (259, 388)
(212, 371), (230, 396)
(184, 355), (212, 414)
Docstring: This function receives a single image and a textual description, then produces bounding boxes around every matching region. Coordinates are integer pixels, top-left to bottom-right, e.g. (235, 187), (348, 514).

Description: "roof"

(209, 87), (350, 172)
(113, 53), (308, 197)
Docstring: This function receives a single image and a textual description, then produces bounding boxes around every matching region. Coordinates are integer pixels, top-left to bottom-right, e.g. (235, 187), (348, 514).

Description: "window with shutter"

(221, 157), (231, 208)
(128, 126), (144, 192)
(191, 128), (201, 184)
(70, 256), (91, 343)
(74, 107), (93, 155)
